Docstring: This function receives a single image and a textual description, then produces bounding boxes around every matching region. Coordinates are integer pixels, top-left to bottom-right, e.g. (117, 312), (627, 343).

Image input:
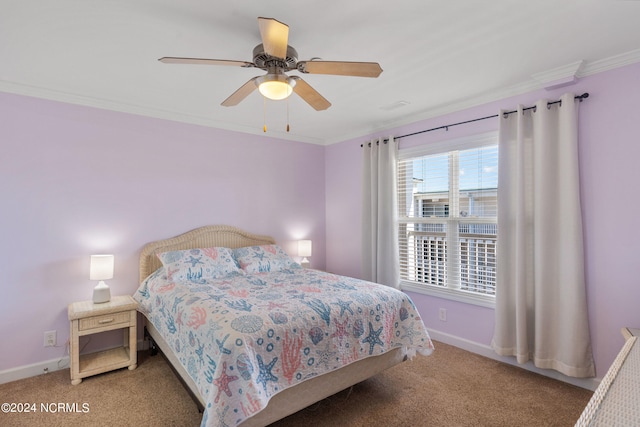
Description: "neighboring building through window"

(397, 133), (498, 306)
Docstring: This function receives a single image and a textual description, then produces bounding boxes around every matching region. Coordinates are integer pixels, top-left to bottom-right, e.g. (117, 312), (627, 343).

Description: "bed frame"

(138, 225), (406, 426)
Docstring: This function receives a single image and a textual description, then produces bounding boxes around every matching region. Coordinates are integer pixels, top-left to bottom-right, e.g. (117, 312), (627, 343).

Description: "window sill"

(400, 281), (495, 308)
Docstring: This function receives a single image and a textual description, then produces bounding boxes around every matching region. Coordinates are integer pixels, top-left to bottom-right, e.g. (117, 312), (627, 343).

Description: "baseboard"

(427, 328), (601, 391)
(0, 339), (148, 385)
(0, 356), (70, 385)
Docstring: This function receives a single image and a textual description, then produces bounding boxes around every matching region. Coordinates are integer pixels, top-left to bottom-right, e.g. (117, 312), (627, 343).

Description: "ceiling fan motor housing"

(253, 44), (298, 70)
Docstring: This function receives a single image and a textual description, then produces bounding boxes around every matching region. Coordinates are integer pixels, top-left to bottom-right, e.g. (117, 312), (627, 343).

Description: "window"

(397, 132), (498, 307)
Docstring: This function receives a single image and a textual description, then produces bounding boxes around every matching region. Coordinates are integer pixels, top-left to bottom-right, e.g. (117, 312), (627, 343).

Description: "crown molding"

(329, 49), (640, 146)
(3, 49), (640, 147)
(0, 80), (326, 145)
(531, 60), (584, 89)
(579, 48), (640, 76)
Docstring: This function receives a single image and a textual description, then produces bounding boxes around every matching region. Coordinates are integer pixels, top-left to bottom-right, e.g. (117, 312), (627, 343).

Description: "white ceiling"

(2, 1), (640, 145)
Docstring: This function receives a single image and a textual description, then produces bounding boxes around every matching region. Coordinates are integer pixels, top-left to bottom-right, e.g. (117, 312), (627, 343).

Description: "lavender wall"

(2, 62), (638, 380)
(325, 62), (640, 379)
(0, 93), (326, 371)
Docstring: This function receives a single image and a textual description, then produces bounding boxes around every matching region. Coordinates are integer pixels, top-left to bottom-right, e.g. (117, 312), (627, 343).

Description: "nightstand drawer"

(79, 311), (131, 331)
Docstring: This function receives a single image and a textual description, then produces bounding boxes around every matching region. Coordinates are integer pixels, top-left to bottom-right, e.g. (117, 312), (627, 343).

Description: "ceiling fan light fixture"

(256, 74), (296, 100)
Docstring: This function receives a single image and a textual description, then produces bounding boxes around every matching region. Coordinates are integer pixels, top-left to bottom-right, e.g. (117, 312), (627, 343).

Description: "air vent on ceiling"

(380, 100), (410, 111)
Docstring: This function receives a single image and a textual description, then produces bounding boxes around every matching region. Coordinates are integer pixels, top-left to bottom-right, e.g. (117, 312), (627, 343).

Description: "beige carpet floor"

(0, 341), (592, 426)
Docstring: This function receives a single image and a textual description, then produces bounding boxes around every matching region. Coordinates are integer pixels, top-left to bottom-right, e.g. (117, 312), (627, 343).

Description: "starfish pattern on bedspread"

(331, 317), (350, 343)
(333, 298), (354, 316)
(255, 354), (278, 393)
(362, 321), (385, 355)
(212, 362), (239, 403)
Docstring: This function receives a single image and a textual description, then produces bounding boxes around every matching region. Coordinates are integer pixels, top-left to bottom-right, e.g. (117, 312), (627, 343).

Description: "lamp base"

(93, 281), (111, 304)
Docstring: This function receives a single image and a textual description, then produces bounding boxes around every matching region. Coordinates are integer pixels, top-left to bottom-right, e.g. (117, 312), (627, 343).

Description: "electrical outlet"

(44, 330), (57, 347)
(439, 308), (447, 322)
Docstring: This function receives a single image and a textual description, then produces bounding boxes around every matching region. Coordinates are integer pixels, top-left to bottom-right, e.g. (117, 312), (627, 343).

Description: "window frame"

(397, 131), (498, 308)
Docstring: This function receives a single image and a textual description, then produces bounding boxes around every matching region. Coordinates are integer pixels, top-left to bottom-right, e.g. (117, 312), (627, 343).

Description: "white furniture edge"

(575, 333), (638, 426)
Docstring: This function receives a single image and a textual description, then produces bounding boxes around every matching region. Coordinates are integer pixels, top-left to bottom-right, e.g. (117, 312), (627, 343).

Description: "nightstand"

(68, 295), (138, 385)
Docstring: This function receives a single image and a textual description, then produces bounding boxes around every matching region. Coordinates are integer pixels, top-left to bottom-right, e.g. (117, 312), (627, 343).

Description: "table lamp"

(90, 254), (114, 303)
(298, 240), (312, 268)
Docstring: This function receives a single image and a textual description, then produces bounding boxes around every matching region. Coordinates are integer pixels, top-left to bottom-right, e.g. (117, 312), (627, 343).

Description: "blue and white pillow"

(233, 245), (300, 274)
(157, 247), (243, 284)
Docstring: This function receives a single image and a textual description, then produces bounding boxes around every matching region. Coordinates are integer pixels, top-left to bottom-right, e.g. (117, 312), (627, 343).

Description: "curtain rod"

(361, 92), (589, 147)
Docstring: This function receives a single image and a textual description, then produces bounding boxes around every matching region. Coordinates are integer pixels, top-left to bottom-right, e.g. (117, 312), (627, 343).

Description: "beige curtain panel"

(492, 93), (595, 378)
(361, 137), (399, 287)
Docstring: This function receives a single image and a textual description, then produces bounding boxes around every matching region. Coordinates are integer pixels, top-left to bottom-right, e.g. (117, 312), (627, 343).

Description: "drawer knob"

(98, 318), (114, 324)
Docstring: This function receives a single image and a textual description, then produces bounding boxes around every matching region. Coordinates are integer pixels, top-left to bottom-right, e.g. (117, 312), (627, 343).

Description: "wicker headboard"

(139, 225), (276, 282)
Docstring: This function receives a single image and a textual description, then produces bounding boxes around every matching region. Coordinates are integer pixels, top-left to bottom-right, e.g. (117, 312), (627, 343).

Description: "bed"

(134, 225), (433, 427)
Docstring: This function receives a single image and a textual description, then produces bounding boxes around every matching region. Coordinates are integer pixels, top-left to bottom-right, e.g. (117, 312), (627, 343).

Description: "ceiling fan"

(159, 17), (383, 111)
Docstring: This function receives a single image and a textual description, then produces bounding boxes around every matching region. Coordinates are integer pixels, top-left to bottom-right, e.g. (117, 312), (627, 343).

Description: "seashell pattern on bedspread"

(134, 267), (433, 427)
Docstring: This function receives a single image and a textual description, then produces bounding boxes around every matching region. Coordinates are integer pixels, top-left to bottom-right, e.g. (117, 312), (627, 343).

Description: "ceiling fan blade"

(291, 77), (331, 111)
(221, 77), (259, 106)
(258, 17), (289, 59)
(298, 61), (383, 78)
(159, 57), (255, 67)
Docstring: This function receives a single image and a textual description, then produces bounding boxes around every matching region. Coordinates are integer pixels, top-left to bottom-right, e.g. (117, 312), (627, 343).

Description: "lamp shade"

(90, 254), (114, 281)
(298, 240), (312, 258)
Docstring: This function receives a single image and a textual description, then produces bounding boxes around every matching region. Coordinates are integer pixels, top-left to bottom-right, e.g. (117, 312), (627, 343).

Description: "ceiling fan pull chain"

(286, 98), (290, 132)
(263, 97), (267, 132)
